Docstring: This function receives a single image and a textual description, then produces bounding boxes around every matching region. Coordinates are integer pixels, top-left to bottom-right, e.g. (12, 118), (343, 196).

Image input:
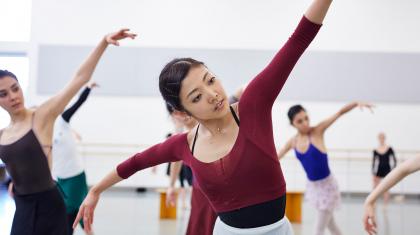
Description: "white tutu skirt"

(213, 216), (293, 235)
(305, 174), (341, 211)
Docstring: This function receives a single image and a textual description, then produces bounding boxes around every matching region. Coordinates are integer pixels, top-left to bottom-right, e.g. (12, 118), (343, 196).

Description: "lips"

(11, 103), (21, 109)
(214, 99), (224, 111)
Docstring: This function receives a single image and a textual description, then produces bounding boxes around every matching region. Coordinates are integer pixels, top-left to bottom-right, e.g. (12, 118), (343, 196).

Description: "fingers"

(112, 40), (120, 46)
(166, 198), (174, 207)
(106, 29), (137, 46)
(73, 206), (84, 229)
(124, 33), (137, 39)
(170, 196), (176, 207)
(371, 215), (377, 231)
(166, 193), (176, 207)
(74, 205), (94, 233)
(363, 215), (371, 232)
(365, 216), (377, 235)
(358, 102), (375, 113)
(88, 206), (95, 226)
(83, 207), (93, 233)
(118, 28), (137, 39)
(109, 40), (120, 46)
(88, 82), (99, 89)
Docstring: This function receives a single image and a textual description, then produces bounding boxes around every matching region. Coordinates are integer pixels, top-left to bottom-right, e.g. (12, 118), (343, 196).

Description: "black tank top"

(0, 112), (55, 195)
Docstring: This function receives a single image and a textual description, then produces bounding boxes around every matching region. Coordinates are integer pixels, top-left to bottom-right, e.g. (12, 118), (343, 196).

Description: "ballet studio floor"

(1, 185), (420, 235)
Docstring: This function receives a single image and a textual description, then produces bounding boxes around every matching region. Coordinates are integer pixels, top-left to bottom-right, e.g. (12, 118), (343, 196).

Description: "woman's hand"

(363, 200), (377, 235)
(73, 191), (100, 233)
(166, 186), (177, 207)
(87, 81), (99, 89)
(105, 29), (137, 46)
(357, 102), (375, 113)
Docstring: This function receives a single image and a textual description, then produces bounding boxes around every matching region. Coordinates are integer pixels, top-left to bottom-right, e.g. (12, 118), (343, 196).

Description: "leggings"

(315, 209), (342, 235)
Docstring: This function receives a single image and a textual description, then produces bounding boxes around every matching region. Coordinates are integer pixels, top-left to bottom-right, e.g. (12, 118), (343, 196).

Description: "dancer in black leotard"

(372, 132), (397, 205)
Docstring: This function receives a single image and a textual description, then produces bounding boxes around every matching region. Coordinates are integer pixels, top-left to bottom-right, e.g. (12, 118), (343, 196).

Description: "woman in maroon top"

(74, 1), (334, 234)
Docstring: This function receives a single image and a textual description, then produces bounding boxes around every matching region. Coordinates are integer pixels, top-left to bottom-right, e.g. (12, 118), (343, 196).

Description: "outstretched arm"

(62, 87), (90, 122)
(61, 82), (99, 122)
(363, 154), (420, 234)
(305, 0), (333, 24)
(73, 134), (184, 232)
(73, 169), (122, 233)
(315, 102), (374, 134)
(239, 0), (334, 125)
(37, 29), (136, 126)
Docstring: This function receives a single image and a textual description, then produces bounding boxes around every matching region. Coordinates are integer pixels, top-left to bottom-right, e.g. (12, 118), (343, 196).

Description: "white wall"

(27, 0), (420, 191)
(29, 0), (420, 147)
(31, 0), (420, 52)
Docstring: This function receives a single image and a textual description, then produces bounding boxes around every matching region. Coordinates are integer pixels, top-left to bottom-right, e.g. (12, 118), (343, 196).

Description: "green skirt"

(57, 171), (88, 213)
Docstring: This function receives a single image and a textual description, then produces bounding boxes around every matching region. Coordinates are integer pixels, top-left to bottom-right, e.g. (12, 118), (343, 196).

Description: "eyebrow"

(0, 83), (19, 93)
(186, 72), (209, 99)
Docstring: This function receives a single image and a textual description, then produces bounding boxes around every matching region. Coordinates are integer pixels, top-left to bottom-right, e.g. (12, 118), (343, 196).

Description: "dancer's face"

(0, 76), (25, 114)
(179, 65), (229, 121)
(292, 110), (310, 133)
(378, 132), (386, 145)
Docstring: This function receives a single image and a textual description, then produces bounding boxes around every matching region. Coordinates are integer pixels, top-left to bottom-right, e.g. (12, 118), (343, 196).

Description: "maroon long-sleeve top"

(117, 16), (321, 213)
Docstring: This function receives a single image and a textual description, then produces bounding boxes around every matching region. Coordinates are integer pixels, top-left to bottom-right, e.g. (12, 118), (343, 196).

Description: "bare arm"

(169, 161), (183, 187)
(166, 161), (183, 206)
(315, 102), (374, 134)
(363, 154), (420, 234)
(304, 0), (333, 24)
(366, 155), (420, 204)
(277, 139), (293, 160)
(73, 169), (123, 232)
(37, 29), (136, 126)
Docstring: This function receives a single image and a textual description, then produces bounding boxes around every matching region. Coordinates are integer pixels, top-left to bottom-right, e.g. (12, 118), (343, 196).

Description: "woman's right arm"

(73, 169), (122, 232)
(73, 135), (184, 232)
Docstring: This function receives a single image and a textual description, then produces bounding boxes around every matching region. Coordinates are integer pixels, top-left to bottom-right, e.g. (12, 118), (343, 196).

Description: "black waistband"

(218, 194), (286, 229)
